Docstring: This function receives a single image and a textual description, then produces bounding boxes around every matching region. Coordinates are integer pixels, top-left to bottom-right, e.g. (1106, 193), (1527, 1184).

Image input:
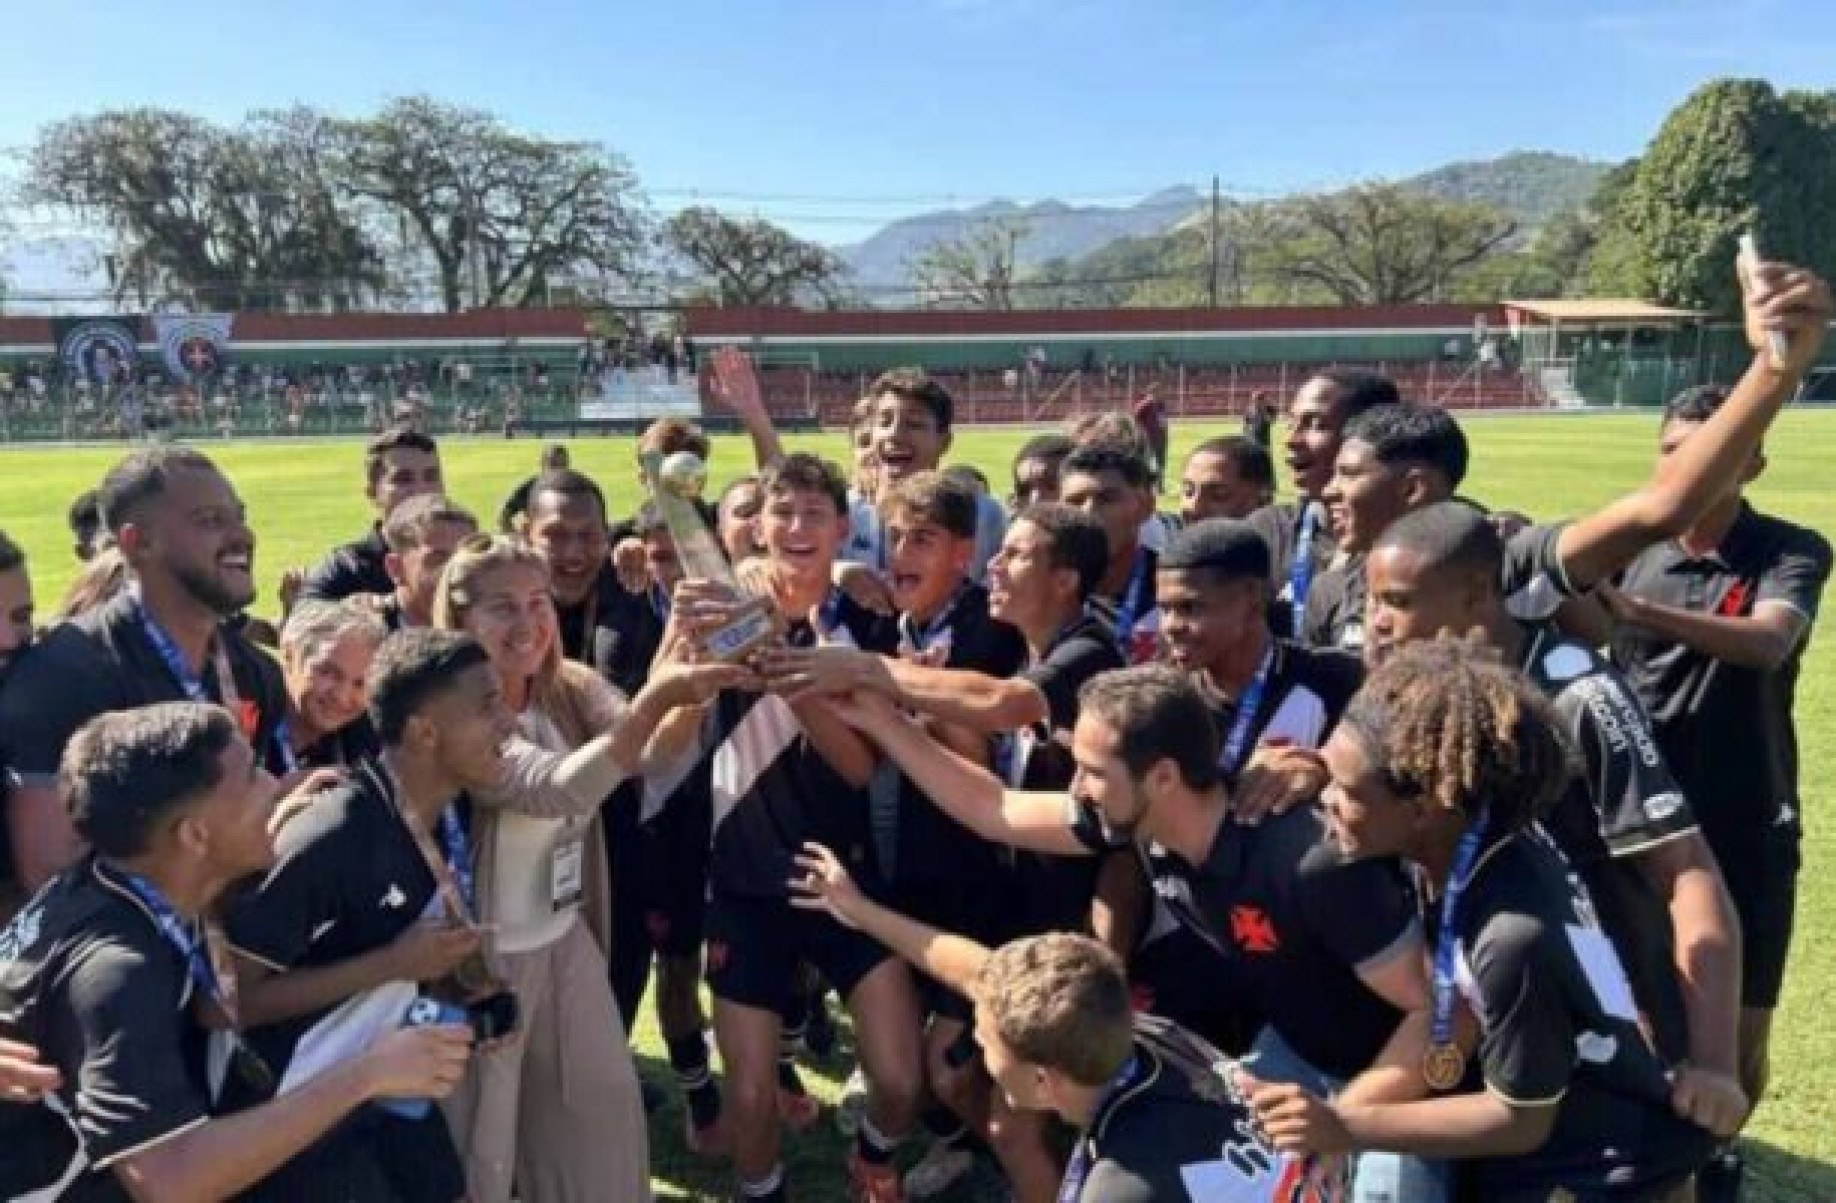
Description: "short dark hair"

(383, 494), (479, 553)
(868, 367), (955, 433)
(1061, 441), (1153, 492)
(1014, 433), (1074, 468)
(526, 469), (609, 525)
(884, 471), (977, 540)
(1160, 518), (1272, 586)
(1342, 404), (1469, 489)
(760, 452), (849, 516)
(0, 528), (22, 575)
(941, 463), (989, 495)
(718, 475), (762, 518)
(97, 446), (220, 534)
(1187, 435), (1275, 492)
(368, 629), (493, 744)
(365, 427), (439, 488)
(1312, 369), (1401, 417)
(1015, 503), (1109, 600)
(68, 489), (102, 543)
(1663, 384), (1732, 425)
(1373, 502), (1504, 594)
(64, 704), (239, 858)
(1077, 666), (1221, 792)
(539, 443), (570, 470)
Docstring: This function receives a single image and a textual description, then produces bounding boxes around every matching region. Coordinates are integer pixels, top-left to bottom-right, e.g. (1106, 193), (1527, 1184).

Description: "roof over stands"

(1504, 299), (1705, 325)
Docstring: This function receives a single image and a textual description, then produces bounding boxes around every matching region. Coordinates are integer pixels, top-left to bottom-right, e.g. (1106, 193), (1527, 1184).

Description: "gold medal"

(1423, 1041), (1465, 1091)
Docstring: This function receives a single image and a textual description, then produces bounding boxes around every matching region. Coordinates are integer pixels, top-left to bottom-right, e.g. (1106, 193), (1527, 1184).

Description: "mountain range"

(836, 151), (1610, 288)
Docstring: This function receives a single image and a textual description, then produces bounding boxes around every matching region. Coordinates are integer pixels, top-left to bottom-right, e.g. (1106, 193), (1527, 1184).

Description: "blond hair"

(431, 534), (605, 747)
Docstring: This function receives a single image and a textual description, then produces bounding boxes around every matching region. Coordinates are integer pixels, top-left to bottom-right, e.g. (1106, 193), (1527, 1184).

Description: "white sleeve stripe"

(89, 1113), (210, 1171)
(1608, 825), (1699, 859)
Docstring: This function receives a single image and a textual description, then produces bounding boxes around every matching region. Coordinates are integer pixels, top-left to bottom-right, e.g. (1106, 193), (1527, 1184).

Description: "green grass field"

(2, 413), (1832, 1201)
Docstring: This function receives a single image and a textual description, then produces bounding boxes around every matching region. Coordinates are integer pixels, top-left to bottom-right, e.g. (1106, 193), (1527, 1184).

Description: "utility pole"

(1208, 174), (1221, 309)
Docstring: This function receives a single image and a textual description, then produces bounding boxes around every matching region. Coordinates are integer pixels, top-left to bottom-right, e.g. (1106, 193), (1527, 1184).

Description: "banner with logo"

(52, 316), (142, 385)
(154, 313), (235, 381)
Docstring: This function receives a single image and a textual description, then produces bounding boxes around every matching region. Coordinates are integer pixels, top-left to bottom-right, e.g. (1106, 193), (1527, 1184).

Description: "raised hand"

(707, 347), (768, 423)
(1741, 259), (1832, 377)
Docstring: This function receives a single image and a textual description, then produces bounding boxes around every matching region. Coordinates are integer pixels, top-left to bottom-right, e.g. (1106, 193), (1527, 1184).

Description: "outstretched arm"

(792, 843), (991, 996)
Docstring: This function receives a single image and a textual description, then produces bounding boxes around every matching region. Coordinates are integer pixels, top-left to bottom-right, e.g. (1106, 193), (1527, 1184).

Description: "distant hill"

(836, 187), (1203, 289)
(835, 153), (1610, 294)
(1400, 151), (1610, 230)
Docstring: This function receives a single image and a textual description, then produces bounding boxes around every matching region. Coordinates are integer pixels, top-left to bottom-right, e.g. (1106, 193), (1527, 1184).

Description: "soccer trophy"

(643, 449), (779, 661)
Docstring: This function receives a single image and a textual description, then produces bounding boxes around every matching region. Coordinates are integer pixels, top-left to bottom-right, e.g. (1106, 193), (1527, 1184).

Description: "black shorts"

(639, 806), (710, 958)
(705, 891), (892, 1014)
(239, 1105), (465, 1203)
(1711, 822), (1801, 1009)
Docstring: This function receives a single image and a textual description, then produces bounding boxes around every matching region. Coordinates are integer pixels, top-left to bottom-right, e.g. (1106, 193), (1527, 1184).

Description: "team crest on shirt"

(380, 884), (407, 910)
(1229, 905), (1281, 954)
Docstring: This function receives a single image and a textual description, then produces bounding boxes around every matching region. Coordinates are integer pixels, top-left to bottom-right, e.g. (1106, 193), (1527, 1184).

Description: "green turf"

(2, 413), (1832, 1201)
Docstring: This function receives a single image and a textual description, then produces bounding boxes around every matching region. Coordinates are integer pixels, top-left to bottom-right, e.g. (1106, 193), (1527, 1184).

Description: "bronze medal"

(1423, 1041), (1465, 1091)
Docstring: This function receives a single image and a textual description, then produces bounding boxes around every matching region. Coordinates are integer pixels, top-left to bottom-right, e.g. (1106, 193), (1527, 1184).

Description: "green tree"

(663, 207), (847, 307)
(24, 107), (384, 310)
(1599, 79), (1836, 311)
(908, 217), (1029, 309)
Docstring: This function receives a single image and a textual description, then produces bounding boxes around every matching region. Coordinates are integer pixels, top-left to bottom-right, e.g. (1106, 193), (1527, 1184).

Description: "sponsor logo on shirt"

(380, 884), (407, 910)
(1540, 644), (1593, 682)
(1642, 792), (1685, 823)
(1576, 1031), (1619, 1064)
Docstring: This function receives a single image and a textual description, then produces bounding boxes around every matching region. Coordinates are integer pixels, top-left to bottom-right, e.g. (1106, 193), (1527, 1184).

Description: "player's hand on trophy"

(1740, 256), (1831, 376)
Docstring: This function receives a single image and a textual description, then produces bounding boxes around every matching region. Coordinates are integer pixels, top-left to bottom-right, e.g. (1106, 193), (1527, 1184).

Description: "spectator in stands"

(300, 428), (444, 603)
(1179, 436), (1275, 524)
(277, 598), (387, 770)
(1009, 432), (1074, 512)
(1243, 391), (1275, 448)
(0, 703), (475, 1202)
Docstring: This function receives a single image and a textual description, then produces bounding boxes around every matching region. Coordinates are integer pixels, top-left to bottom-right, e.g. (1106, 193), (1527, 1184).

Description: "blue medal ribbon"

(131, 589), (295, 773)
(898, 581), (971, 656)
(436, 807), (478, 916)
(1111, 548), (1153, 642)
(648, 581), (672, 624)
(1217, 644), (1276, 778)
(1287, 503), (1321, 635)
(1057, 1054), (1142, 1202)
(1429, 809), (1490, 1068)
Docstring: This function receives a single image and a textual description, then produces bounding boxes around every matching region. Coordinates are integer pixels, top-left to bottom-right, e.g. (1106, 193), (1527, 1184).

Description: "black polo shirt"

(300, 524), (393, 603)
(296, 715), (382, 771)
(1070, 1013), (1325, 1203)
(1610, 504), (1832, 850)
(705, 592), (897, 901)
(225, 764), (443, 1080)
(0, 592), (291, 789)
(1076, 802), (1418, 1081)
(1130, 640), (1362, 1053)
(1452, 829), (1713, 1200)
(888, 582), (1027, 936)
(0, 859), (213, 1203)
(1301, 521), (1575, 652)
(1518, 623), (1696, 1061)
(1001, 613), (1125, 939)
(556, 565), (666, 700)
(1245, 500), (1334, 640)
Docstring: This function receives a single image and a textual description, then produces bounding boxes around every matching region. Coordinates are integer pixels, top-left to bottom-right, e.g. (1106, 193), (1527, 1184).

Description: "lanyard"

(814, 586), (845, 638)
(1287, 503), (1321, 635)
(364, 762), (478, 923)
(132, 590), (295, 773)
(1217, 644), (1276, 778)
(571, 578), (601, 666)
(1428, 810), (1490, 1073)
(648, 582), (671, 624)
(1057, 1055), (1142, 1202)
(1111, 548), (1152, 641)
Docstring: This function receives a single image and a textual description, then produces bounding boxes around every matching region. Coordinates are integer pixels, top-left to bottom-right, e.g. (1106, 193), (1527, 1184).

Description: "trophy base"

(699, 599), (780, 662)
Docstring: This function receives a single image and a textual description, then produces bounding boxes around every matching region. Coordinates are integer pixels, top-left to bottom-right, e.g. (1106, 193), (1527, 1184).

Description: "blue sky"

(3, 0), (1833, 244)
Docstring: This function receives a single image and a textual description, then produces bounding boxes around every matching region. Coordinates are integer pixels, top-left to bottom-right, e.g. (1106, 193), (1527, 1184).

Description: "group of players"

(0, 253), (1829, 1203)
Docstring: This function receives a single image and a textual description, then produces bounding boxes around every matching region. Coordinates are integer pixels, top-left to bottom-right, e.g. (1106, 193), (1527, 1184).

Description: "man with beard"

(1244, 371), (1400, 637)
(0, 447), (293, 894)
(300, 428), (444, 603)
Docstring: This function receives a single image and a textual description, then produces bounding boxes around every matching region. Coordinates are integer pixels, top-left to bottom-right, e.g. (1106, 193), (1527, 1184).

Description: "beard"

(172, 557), (254, 616)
